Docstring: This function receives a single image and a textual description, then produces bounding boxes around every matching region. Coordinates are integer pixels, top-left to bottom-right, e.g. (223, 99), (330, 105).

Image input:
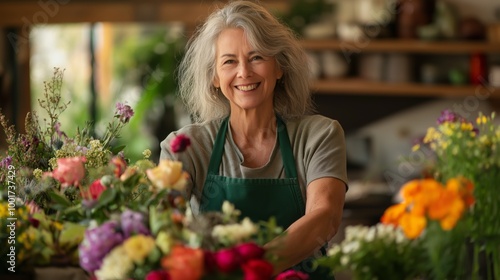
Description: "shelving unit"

(302, 39), (500, 99)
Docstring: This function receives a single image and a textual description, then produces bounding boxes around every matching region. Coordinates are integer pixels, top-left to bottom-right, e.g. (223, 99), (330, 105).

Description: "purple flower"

(437, 109), (464, 124)
(115, 102), (134, 124)
(0, 156), (12, 168)
(54, 122), (67, 138)
(120, 209), (150, 238)
(79, 221), (124, 272)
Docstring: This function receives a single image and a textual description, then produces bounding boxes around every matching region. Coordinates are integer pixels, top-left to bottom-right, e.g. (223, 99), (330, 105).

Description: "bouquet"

(413, 109), (500, 279)
(0, 68), (310, 280)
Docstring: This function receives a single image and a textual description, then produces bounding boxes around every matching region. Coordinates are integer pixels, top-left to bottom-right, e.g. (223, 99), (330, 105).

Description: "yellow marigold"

(400, 212), (427, 239)
(123, 235), (156, 264)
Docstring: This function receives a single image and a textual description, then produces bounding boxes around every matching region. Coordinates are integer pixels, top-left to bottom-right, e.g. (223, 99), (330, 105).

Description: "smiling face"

(213, 28), (283, 115)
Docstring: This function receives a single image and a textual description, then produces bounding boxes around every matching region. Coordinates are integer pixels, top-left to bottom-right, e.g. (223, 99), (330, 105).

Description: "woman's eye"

(251, 56), (263, 61)
(223, 60), (235, 65)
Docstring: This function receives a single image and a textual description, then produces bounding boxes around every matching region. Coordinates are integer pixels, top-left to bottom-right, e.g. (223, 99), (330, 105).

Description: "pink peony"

(170, 134), (191, 153)
(214, 248), (242, 273)
(275, 269), (309, 280)
(82, 179), (107, 200)
(48, 156), (86, 188)
(241, 259), (274, 280)
(234, 242), (265, 262)
(145, 270), (171, 280)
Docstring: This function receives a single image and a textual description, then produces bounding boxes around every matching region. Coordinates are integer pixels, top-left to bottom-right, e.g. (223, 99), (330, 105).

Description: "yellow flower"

(155, 231), (174, 255)
(0, 203), (8, 218)
(146, 160), (188, 191)
(142, 149), (152, 159)
(123, 234), (156, 264)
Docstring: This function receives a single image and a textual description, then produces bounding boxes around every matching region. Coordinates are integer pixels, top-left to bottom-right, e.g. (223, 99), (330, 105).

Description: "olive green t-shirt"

(160, 114), (348, 215)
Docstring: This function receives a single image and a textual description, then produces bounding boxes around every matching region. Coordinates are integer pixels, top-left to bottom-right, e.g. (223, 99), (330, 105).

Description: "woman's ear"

(213, 77), (220, 88)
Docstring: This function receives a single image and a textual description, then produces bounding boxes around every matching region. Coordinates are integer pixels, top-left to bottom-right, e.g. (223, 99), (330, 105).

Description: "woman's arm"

(265, 177), (346, 274)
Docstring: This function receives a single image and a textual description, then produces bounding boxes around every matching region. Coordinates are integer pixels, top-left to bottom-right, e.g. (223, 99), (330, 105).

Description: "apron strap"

(276, 116), (298, 179)
(207, 115), (299, 179)
(207, 117), (229, 175)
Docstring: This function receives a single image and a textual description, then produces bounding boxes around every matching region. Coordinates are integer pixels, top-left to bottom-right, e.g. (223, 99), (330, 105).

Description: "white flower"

(327, 245), (341, 256)
(341, 240), (360, 254)
(340, 255), (350, 266)
(212, 217), (257, 244)
(95, 245), (133, 280)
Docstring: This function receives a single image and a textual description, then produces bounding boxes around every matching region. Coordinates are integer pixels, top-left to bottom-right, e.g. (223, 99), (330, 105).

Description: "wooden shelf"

(302, 39), (500, 54)
(312, 79), (500, 98)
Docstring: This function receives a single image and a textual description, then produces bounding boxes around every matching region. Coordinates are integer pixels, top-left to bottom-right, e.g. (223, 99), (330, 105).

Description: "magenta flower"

(234, 242), (265, 262)
(145, 270), (171, 280)
(214, 247), (242, 273)
(170, 134), (191, 153)
(275, 269), (309, 280)
(45, 156), (86, 188)
(241, 259), (274, 280)
(115, 102), (134, 123)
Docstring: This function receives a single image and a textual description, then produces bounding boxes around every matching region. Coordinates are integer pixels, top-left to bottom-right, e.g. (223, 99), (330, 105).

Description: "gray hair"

(177, 0), (313, 123)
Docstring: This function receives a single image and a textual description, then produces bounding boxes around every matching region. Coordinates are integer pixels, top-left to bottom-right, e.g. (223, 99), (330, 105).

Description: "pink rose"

(145, 270), (171, 280)
(235, 242), (265, 262)
(214, 248), (242, 273)
(241, 259), (274, 280)
(82, 179), (107, 200)
(48, 156), (86, 188)
(275, 269), (309, 280)
(170, 134), (191, 153)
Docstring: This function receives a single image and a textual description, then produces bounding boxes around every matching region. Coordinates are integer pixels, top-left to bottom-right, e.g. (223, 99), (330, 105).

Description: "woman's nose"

(237, 62), (252, 78)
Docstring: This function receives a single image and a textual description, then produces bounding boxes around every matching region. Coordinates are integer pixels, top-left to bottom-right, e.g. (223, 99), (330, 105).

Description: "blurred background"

(1, 0), (500, 254)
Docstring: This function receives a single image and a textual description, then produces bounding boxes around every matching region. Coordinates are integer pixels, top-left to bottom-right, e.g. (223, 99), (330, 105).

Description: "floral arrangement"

(0, 69), (310, 279)
(413, 110), (500, 279)
(315, 223), (428, 280)
(316, 109), (500, 279)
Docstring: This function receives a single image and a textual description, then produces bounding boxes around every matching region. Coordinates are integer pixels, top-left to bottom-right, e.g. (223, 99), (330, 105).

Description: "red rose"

(214, 248), (242, 273)
(242, 259), (274, 280)
(275, 269), (309, 280)
(82, 179), (107, 200)
(170, 134), (191, 153)
(235, 242), (265, 262)
(145, 270), (171, 280)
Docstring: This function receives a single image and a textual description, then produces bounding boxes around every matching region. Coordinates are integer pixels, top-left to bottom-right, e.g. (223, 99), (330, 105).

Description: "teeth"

(237, 84), (258, 91)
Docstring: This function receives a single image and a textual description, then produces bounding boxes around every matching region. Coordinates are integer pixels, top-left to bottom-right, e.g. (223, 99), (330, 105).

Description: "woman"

(160, 1), (348, 278)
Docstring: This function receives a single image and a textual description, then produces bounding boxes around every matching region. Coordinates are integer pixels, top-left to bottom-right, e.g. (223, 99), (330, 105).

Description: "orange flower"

(446, 177), (475, 207)
(161, 245), (204, 280)
(381, 203), (406, 225)
(400, 212), (427, 239)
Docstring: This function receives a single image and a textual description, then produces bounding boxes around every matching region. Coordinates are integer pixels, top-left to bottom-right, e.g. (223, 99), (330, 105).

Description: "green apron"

(200, 116), (333, 279)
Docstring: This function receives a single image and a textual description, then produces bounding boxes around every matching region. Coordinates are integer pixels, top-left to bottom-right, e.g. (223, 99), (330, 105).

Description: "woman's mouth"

(235, 83), (259, 91)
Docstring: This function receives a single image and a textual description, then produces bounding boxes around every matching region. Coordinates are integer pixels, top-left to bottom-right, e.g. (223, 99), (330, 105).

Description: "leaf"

(95, 188), (118, 209)
(110, 145), (126, 155)
(48, 190), (72, 208)
(59, 222), (86, 247)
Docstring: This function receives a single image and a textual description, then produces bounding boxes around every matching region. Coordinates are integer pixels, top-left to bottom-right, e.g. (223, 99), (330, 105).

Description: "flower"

(123, 234), (156, 263)
(146, 159), (188, 191)
(45, 156), (87, 188)
(241, 259), (274, 280)
(161, 245), (204, 280)
(214, 248), (242, 273)
(382, 177), (474, 239)
(115, 102), (135, 123)
(315, 223), (427, 279)
(275, 269), (309, 280)
(170, 134), (191, 153)
(82, 179), (107, 200)
(146, 270), (171, 280)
